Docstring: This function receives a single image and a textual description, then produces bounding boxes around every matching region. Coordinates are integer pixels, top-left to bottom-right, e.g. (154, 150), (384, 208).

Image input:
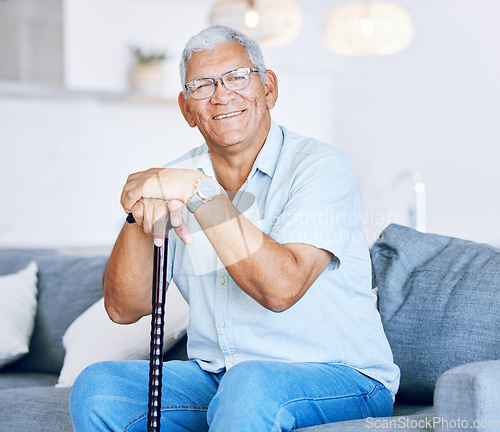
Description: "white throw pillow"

(56, 283), (189, 387)
(0, 261), (39, 369)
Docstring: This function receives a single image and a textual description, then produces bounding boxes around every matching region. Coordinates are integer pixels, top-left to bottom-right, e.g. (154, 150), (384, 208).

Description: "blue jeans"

(69, 359), (393, 432)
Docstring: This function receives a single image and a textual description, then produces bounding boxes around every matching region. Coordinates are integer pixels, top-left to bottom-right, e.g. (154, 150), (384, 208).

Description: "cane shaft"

(147, 239), (168, 432)
(125, 212), (169, 431)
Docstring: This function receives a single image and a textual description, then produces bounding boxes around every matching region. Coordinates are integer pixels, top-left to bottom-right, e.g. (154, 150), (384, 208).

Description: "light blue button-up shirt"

(164, 120), (400, 398)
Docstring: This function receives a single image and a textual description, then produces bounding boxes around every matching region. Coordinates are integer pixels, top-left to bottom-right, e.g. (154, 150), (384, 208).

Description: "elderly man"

(69, 25), (400, 431)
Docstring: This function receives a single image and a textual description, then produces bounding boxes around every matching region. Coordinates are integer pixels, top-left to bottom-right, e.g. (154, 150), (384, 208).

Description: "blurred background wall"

(1, 0), (499, 250)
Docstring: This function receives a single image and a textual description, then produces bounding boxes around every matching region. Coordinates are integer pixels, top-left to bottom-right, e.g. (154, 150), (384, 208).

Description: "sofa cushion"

(0, 387), (73, 432)
(294, 409), (435, 432)
(0, 371), (58, 390)
(0, 250), (108, 374)
(371, 224), (500, 403)
(0, 262), (38, 369)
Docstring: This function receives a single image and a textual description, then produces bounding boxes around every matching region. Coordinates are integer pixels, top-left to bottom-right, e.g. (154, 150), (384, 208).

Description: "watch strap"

(186, 177), (220, 213)
(186, 193), (204, 213)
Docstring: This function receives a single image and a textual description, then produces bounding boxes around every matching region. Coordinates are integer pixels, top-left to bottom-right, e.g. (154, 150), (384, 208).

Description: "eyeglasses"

(185, 67), (260, 100)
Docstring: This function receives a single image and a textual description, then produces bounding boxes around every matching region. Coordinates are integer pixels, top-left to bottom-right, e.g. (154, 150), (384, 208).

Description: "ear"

(263, 70), (278, 110)
(178, 92), (197, 128)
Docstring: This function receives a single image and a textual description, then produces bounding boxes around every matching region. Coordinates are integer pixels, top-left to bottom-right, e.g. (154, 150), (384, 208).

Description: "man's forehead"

(186, 41), (252, 78)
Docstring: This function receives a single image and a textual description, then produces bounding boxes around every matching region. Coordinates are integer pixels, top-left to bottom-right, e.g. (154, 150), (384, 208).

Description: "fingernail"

(154, 238), (164, 247)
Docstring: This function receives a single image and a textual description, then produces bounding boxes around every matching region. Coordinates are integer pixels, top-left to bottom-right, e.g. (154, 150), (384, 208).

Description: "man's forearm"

(103, 222), (156, 323)
(193, 194), (332, 312)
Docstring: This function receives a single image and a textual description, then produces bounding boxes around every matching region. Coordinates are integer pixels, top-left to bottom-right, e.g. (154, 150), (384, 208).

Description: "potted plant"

(129, 46), (168, 95)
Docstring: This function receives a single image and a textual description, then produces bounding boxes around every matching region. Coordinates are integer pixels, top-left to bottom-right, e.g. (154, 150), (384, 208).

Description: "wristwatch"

(186, 177), (220, 213)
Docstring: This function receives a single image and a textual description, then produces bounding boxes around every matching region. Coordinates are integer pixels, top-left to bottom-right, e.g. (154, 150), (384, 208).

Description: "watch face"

(198, 178), (219, 200)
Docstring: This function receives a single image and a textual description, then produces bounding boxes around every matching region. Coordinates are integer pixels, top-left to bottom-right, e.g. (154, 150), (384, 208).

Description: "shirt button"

(219, 277), (226, 285)
(229, 358), (235, 364)
(218, 321), (225, 328)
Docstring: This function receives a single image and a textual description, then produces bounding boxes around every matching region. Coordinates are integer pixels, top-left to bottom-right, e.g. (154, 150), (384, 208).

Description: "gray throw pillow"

(371, 224), (500, 403)
(0, 251), (108, 374)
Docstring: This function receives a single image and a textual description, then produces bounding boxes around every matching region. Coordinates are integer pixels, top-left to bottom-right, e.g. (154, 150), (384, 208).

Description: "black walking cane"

(126, 213), (171, 432)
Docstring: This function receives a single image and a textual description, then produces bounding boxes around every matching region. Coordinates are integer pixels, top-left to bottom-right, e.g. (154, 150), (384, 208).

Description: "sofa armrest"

(434, 360), (500, 431)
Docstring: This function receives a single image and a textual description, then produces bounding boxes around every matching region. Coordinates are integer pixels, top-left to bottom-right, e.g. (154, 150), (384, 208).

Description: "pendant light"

(210, 0), (302, 47)
(323, 2), (414, 56)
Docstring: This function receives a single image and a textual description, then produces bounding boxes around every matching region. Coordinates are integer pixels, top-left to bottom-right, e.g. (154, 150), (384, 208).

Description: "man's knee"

(207, 361), (295, 430)
(70, 362), (111, 418)
(210, 361), (279, 412)
(70, 361), (143, 429)
(221, 360), (288, 393)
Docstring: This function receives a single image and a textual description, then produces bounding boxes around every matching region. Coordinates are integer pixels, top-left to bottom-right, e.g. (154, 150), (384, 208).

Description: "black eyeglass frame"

(185, 67), (260, 100)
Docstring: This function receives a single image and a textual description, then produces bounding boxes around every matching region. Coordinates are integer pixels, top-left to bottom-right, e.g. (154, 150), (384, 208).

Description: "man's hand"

(121, 168), (204, 246)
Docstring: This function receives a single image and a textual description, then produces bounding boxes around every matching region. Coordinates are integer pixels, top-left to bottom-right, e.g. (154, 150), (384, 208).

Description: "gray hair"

(179, 25), (267, 97)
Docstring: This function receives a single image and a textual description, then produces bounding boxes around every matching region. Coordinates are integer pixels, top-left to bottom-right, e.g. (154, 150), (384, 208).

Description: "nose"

(215, 77), (226, 88)
(211, 78), (235, 103)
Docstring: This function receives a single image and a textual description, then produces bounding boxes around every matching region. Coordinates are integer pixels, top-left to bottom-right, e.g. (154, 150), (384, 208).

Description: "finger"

(174, 219), (193, 245)
(153, 200), (168, 247)
(120, 185), (130, 214)
(130, 200), (145, 226)
(167, 200), (184, 228)
(121, 180), (143, 214)
(167, 200), (193, 244)
(121, 174), (137, 212)
(121, 171), (151, 213)
(142, 199), (154, 235)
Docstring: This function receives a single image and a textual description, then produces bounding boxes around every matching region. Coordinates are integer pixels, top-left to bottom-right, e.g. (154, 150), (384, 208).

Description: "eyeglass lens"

(187, 68), (256, 100)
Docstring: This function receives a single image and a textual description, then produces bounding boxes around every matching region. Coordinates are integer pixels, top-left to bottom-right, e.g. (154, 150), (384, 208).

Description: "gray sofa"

(1, 224), (499, 432)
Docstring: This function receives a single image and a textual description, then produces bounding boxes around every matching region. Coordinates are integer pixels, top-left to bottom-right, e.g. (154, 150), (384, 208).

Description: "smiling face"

(178, 41), (278, 156)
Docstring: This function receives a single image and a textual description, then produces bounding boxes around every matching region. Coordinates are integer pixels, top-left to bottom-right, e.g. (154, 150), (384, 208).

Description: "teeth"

(214, 110), (243, 120)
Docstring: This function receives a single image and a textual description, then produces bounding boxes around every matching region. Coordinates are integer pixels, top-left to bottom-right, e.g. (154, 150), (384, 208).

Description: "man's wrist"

(186, 175), (221, 213)
(181, 172), (207, 204)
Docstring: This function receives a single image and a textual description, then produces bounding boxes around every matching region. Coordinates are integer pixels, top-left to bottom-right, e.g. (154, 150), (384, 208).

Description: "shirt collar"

(252, 119), (283, 179)
(195, 144), (216, 178)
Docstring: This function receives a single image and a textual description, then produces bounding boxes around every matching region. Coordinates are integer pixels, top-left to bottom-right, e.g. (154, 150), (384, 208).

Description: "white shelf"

(0, 81), (177, 105)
